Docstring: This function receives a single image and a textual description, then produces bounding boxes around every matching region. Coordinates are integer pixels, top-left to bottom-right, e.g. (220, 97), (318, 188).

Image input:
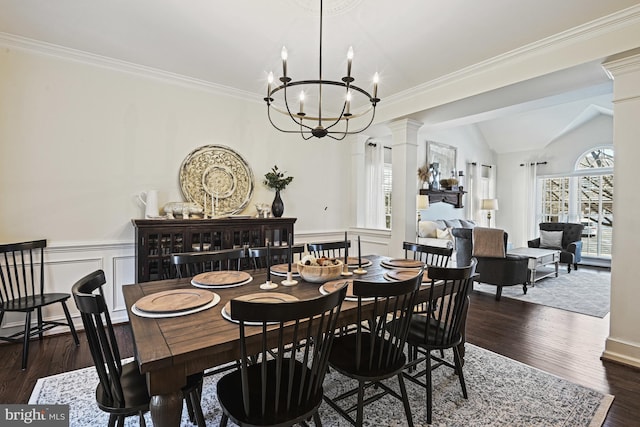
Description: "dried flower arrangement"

(417, 164), (431, 183)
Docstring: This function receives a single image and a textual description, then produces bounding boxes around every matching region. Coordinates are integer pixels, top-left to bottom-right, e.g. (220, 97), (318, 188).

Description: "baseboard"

(602, 337), (640, 369)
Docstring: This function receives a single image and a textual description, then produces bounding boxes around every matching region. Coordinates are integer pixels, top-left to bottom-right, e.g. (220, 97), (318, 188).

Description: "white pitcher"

(138, 190), (159, 218)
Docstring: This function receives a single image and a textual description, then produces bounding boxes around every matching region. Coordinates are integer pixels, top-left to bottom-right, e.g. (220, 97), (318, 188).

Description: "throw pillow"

(540, 230), (563, 249)
(436, 227), (453, 241)
(418, 221), (439, 238)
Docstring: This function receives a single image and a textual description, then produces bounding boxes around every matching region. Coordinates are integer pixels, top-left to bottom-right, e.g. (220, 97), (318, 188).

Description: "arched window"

(576, 147), (613, 257)
(539, 146), (613, 259)
(576, 148), (614, 169)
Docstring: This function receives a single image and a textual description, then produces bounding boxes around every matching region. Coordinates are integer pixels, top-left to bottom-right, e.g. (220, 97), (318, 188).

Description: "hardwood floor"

(1, 277), (639, 426)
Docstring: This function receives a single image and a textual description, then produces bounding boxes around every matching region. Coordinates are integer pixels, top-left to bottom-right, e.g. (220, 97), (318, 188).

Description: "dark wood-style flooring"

(1, 275), (639, 426)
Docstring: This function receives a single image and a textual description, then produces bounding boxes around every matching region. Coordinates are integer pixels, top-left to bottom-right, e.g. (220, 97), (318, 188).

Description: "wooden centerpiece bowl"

(297, 260), (344, 283)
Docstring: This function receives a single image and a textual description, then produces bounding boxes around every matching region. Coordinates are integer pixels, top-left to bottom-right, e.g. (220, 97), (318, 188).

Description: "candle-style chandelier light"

(264, 0), (380, 140)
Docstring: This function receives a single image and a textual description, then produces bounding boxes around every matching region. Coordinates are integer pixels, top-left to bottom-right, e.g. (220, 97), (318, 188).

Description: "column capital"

(388, 118), (423, 134)
(603, 48), (640, 78)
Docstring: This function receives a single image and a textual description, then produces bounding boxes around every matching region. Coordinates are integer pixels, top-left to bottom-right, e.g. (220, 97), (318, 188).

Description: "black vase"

(271, 190), (284, 218)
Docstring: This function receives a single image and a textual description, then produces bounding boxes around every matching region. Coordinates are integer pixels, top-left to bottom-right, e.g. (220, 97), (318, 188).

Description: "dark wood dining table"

(122, 255), (469, 427)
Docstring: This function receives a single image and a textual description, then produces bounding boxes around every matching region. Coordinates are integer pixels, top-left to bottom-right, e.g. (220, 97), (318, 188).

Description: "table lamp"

(416, 195), (429, 240)
(416, 195), (429, 221)
(481, 198), (499, 227)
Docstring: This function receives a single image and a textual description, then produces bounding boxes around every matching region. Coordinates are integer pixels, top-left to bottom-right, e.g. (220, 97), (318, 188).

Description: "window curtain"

(466, 162), (482, 223)
(364, 141), (385, 229)
(522, 162), (538, 241)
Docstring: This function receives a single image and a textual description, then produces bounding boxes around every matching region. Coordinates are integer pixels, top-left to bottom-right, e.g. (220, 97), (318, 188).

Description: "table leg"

(150, 392), (183, 427)
(555, 259), (559, 277)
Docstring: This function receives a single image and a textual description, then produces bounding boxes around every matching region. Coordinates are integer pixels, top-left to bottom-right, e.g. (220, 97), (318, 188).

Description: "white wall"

(497, 113), (613, 248)
(417, 124), (496, 222)
(0, 46), (353, 327)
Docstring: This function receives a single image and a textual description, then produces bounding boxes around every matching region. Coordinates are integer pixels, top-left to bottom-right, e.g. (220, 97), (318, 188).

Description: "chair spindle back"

(0, 239), (47, 304)
(403, 241), (452, 268)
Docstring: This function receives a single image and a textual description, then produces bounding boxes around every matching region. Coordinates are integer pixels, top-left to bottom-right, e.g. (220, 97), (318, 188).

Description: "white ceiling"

(0, 0), (634, 152)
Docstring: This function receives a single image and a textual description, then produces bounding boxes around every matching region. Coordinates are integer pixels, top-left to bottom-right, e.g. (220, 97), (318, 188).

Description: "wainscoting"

(0, 228), (392, 336)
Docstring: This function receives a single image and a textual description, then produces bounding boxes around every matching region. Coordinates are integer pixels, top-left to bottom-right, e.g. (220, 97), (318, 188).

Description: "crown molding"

(2, 4), (639, 109)
(0, 32), (260, 103)
(382, 4), (640, 109)
(602, 47), (640, 78)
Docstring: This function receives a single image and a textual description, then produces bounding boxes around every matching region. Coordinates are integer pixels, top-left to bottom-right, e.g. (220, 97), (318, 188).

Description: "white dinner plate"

(132, 293), (220, 318)
(191, 276), (253, 289)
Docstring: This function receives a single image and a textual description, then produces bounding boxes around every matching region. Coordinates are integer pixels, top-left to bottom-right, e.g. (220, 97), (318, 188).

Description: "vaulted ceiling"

(0, 0), (635, 152)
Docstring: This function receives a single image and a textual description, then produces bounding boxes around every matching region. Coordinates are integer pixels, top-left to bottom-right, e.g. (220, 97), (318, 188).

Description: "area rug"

(474, 268), (610, 318)
(29, 344), (613, 426)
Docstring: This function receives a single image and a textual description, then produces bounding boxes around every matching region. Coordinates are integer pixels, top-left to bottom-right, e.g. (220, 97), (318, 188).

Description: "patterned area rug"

(30, 344), (613, 426)
(474, 268), (610, 318)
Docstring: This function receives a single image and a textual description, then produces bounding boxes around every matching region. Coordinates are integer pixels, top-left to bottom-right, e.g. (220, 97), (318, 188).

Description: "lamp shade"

(481, 198), (499, 211)
(417, 195), (429, 210)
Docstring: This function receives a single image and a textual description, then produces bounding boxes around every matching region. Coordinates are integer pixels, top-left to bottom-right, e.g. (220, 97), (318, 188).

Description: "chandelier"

(264, 0), (380, 140)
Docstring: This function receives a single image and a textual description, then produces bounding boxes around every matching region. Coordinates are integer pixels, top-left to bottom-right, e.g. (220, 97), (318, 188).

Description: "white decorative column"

(388, 119), (423, 257)
(352, 134), (369, 228)
(602, 48), (640, 368)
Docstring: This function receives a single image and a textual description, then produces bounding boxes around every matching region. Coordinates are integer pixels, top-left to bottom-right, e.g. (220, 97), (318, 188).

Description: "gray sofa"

(417, 219), (476, 249)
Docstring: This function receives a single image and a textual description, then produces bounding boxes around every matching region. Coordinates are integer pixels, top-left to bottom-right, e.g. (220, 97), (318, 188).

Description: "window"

(383, 148), (392, 229)
(538, 147), (613, 258)
(540, 177), (570, 223)
(363, 142), (391, 229)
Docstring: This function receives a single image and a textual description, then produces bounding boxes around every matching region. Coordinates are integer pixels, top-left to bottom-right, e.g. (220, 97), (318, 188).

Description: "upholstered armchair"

(528, 222), (584, 273)
(452, 227), (529, 300)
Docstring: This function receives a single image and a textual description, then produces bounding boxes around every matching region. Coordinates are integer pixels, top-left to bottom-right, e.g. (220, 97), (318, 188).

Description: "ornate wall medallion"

(179, 145), (254, 217)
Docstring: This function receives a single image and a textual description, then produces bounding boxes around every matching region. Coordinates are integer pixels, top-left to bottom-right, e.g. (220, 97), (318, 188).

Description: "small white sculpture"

(163, 202), (203, 219)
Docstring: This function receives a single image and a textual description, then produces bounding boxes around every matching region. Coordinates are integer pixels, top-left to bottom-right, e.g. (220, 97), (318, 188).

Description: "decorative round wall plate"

(179, 145), (254, 217)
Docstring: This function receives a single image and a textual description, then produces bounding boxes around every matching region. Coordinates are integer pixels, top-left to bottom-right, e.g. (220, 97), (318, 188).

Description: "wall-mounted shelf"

(419, 188), (466, 209)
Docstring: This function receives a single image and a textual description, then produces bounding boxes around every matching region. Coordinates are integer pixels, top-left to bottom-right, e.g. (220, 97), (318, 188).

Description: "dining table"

(122, 254), (470, 427)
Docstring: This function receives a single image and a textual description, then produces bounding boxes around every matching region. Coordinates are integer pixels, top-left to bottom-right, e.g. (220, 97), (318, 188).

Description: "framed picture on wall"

(427, 141), (457, 179)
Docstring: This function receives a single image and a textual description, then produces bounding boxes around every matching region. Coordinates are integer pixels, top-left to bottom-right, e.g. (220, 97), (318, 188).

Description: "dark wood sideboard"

(132, 217), (296, 282)
(419, 188), (467, 209)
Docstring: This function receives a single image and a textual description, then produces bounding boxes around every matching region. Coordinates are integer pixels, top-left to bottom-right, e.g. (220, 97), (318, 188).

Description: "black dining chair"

(0, 239), (79, 370)
(403, 241), (453, 268)
(72, 270), (206, 427)
(247, 244), (305, 269)
(323, 271), (423, 427)
(306, 240), (350, 259)
(402, 241), (453, 317)
(171, 247), (246, 278)
(403, 259), (478, 425)
(216, 286), (347, 427)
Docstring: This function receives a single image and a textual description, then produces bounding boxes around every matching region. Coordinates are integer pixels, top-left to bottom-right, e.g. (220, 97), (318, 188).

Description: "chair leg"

(220, 414), (229, 427)
(185, 391), (195, 422)
(139, 411), (146, 427)
(495, 286), (503, 301)
(107, 414), (117, 427)
(190, 389), (206, 427)
(61, 301), (80, 345)
(37, 308), (44, 341)
(356, 380), (365, 427)
(574, 262), (579, 271)
(22, 311), (32, 370)
(453, 346), (468, 398)
(397, 373), (414, 427)
(426, 350), (433, 425)
(313, 412), (322, 426)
